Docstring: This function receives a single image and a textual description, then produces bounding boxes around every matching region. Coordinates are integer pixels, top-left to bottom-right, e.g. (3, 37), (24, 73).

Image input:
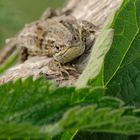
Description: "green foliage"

(105, 0), (139, 85)
(0, 51), (18, 74)
(1, 77), (140, 139)
(106, 0), (140, 107)
(1, 0), (140, 139)
(87, 0), (140, 107)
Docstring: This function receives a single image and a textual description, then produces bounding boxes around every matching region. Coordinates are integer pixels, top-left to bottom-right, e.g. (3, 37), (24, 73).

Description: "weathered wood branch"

(0, 0), (122, 86)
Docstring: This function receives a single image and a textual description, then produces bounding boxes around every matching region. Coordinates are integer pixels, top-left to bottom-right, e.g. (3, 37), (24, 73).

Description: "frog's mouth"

(54, 45), (85, 64)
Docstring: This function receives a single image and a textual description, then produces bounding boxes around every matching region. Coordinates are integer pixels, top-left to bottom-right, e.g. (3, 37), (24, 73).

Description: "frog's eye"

(56, 46), (60, 50)
(55, 44), (65, 51)
(73, 36), (79, 42)
(73, 36), (77, 40)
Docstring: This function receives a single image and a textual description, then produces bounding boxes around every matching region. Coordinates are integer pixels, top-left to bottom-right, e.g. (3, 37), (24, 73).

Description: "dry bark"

(0, 0), (123, 86)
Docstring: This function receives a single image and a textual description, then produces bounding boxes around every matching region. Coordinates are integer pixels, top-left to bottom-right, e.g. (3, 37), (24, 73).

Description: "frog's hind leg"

(19, 47), (28, 62)
(80, 20), (99, 50)
(40, 8), (72, 21)
(80, 20), (98, 35)
(0, 38), (17, 65)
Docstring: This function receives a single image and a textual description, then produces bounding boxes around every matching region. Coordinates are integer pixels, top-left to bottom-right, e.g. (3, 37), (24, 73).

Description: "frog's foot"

(63, 64), (77, 72)
(48, 59), (70, 78)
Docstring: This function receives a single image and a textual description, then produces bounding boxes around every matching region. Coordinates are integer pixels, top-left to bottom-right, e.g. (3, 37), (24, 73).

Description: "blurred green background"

(0, 0), (65, 47)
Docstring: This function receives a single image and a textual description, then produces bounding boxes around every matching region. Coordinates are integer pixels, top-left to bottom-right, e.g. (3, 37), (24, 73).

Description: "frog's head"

(42, 18), (84, 63)
(53, 31), (84, 64)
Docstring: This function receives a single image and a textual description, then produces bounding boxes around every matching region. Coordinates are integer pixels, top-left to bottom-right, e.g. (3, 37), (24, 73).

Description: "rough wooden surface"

(66, 0), (122, 26)
(0, 0), (122, 86)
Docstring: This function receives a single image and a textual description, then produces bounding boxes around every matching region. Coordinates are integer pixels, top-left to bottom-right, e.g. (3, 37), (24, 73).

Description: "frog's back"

(16, 16), (81, 58)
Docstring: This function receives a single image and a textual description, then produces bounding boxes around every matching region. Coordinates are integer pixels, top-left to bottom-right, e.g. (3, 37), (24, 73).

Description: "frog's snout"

(54, 44), (85, 64)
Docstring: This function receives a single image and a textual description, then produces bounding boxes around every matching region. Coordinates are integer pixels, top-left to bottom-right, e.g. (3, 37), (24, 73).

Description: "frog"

(0, 8), (98, 76)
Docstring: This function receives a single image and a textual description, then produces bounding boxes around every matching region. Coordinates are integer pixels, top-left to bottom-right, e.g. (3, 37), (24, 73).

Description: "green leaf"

(86, 0), (140, 108)
(105, 0), (140, 107)
(76, 0), (138, 88)
(104, 0), (139, 85)
(0, 120), (48, 138)
(0, 77), (105, 125)
(0, 50), (18, 74)
(60, 130), (78, 140)
(1, 78), (140, 138)
(89, 0), (138, 86)
(44, 104), (140, 137)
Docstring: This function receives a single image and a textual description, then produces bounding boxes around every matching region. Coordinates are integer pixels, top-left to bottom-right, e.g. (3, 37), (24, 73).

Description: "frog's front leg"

(19, 47), (29, 62)
(48, 59), (70, 77)
(48, 45), (85, 77)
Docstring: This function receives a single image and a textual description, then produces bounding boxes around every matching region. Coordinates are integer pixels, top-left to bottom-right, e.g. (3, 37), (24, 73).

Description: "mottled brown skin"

(0, 8), (97, 74)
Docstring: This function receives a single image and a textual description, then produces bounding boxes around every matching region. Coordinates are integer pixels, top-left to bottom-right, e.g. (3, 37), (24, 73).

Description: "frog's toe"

(63, 64), (77, 72)
(48, 59), (70, 77)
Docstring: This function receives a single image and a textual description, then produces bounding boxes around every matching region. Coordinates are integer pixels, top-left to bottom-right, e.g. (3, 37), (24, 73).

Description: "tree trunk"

(0, 0), (123, 86)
